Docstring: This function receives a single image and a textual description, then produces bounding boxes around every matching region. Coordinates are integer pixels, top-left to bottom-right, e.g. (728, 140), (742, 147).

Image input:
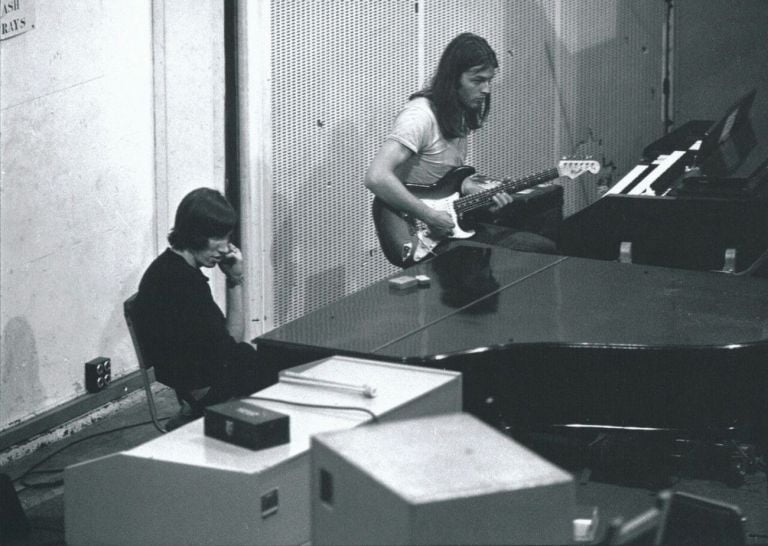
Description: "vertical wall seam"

(417, 0), (425, 88)
(151, 0), (169, 255)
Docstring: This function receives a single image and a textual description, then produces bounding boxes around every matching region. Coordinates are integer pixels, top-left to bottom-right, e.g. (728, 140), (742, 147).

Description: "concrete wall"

(673, 0), (768, 147)
(0, 0), (225, 431)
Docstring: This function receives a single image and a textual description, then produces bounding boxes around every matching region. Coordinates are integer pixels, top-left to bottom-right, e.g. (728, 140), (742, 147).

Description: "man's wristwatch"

(226, 274), (245, 288)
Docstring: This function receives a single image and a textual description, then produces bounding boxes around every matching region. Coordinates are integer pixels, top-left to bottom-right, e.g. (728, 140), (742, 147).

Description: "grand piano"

(257, 91), (768, 456)
(256, 242), (768, 447)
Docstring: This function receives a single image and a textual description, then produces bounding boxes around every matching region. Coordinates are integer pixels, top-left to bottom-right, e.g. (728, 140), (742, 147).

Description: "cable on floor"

(14, 415), (174, 489)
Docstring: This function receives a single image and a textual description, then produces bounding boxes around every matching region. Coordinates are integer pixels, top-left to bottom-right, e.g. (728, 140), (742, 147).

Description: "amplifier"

(311, 412), (575, 545)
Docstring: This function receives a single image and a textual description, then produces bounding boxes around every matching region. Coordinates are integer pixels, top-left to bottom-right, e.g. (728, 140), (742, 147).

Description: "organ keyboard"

(559, 89), (768, 273)
(605, 149), (689, 197)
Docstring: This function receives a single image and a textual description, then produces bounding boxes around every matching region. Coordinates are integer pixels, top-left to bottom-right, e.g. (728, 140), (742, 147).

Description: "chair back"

(124, 293), (151, 371)
(124, 292), (166, 433)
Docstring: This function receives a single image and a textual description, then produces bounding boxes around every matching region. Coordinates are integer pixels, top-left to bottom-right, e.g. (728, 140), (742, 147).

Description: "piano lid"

(258, 244), (768, 361)
(257, 243), (564, 354)
(377, 249), (768, 360)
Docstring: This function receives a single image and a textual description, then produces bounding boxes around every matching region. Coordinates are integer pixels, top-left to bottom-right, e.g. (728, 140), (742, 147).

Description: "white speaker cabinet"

(64, 356), (461, 546)
(311, 412), (575, 546)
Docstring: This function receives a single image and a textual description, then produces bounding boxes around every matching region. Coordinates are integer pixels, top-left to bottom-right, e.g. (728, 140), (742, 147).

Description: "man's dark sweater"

(133, 249), (258, 394)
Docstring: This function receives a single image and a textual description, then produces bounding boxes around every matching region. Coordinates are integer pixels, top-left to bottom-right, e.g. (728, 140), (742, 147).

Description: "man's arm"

(225, 282), (245, 342)
(219, 243), (246, 342)
(364, 140), (455, 237)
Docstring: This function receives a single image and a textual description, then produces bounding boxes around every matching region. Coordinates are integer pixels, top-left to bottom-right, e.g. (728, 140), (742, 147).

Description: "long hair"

(411, 33), (498, 139)
(167, 188), (237, 251)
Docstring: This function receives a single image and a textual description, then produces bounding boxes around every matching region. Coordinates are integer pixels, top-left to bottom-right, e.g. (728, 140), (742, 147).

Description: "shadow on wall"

(97, 269), (146, 378)
(1, 317), (44, 428)
(272, 118), (374, 326)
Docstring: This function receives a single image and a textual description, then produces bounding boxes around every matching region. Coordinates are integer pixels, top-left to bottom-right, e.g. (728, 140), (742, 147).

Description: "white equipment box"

(311, 412), (575, 546)
(64, 356), (461, 546)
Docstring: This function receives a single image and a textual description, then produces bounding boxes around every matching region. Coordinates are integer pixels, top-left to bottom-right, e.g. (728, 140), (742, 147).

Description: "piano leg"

(619, 242), (633, 263)
(721, 248), (737, 273)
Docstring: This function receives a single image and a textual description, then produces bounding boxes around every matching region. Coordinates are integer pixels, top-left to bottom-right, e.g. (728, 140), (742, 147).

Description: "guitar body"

(371, 199), (420, 268)
(372, 166), (476, 267)
(372, 159), (600, 267)
(372, 192), (476, 268)
(421, 193), (476, 240)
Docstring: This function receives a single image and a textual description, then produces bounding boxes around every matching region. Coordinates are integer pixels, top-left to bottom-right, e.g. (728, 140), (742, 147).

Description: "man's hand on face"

(218, 243), (244, 280)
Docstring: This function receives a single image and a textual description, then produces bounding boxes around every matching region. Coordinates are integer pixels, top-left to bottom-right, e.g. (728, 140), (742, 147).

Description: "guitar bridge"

(401, 242), (413, 262)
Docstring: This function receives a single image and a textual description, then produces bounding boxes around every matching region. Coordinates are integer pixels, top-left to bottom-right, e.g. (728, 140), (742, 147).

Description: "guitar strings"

(455, 168), (560, 214)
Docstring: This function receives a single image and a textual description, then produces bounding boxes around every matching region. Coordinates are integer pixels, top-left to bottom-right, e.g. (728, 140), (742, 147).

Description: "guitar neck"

(454, 167), (560, 214)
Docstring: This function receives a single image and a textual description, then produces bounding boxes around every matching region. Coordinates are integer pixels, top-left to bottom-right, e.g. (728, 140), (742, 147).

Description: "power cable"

(247, 395), (379, 423)
(14, 416), (173, 489)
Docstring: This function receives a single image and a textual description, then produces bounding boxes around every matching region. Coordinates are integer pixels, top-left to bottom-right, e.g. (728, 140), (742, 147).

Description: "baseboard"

(0, 370), (147, 453)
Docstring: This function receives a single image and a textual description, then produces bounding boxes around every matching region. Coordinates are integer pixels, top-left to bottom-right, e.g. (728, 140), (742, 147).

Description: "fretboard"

(454, 167), (560, 214)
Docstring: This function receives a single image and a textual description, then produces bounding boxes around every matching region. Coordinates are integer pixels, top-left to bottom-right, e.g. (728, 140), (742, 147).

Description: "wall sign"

(1, 0), (34, 41)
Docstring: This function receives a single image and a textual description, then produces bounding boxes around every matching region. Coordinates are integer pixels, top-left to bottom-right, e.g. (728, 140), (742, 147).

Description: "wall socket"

(85, 357), (111, 393)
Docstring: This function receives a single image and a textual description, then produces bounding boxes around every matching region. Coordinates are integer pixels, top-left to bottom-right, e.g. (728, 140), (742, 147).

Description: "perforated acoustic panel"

(268, 1), (666, 328)
(271, 1), (414, 326)
(555, 2), (666, 214)
(425, 1), (558, 182)
(426, 1), (665, 216)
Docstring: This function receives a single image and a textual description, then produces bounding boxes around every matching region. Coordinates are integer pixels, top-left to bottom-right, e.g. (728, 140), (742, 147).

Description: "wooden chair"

(123, 293), (166, 433)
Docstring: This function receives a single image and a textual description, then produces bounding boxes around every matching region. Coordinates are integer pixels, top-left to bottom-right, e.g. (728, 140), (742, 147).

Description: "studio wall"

(248, 0), (667, 333)
(0, 0), (226, 432)
(0, 1), (155, 430)
(2, 0), (765, 438)
(673, 0), (768, 160)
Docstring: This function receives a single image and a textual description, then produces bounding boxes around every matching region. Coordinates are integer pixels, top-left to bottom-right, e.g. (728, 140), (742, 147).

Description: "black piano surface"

(256, 243), (768, 440)
(559, 115), (768, 273)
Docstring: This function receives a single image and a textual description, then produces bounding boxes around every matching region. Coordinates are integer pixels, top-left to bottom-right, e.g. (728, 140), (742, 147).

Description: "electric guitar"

(372, 158), (600, 267)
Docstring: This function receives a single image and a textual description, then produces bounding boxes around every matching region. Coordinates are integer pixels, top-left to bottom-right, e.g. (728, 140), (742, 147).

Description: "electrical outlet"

(85, 357), (111, 393)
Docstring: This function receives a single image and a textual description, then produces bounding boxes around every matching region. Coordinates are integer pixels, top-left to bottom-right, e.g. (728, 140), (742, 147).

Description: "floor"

(2, 387), (768, 545)
(3, 388), (181, 546)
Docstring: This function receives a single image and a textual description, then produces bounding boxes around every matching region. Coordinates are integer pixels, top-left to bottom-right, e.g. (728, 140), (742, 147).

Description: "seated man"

(133, 187), (273, 429)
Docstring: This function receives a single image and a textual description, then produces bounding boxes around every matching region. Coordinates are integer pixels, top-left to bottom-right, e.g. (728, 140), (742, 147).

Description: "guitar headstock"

(557, 158), (601, 179)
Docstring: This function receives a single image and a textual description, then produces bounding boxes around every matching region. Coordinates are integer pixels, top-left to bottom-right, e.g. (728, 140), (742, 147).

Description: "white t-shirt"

(386, 97), (467, 188)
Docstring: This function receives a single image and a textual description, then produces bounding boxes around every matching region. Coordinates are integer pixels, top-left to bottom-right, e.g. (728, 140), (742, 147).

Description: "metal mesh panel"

(425, 0), (558, 181)
(556, 2), (666, 214)
(268, 1), (666, 327)
(271, 0), (414, 326)
(425, 1), (665, 215)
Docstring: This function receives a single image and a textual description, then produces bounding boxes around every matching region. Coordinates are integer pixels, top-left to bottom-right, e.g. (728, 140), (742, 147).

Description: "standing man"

(365, 32), (555, 265)
(134, 188), (274, 429)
